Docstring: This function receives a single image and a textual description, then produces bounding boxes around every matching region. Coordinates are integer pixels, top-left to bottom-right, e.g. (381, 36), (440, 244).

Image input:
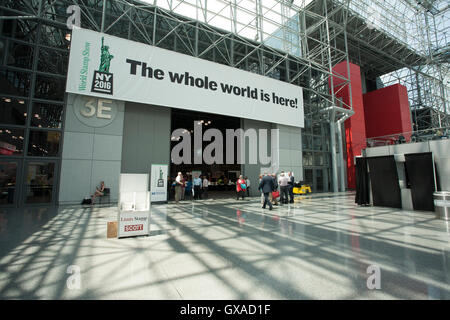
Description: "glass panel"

(313, 136), (322, 151)
(0, 69), (31, 97)
(34, 75), (66, 101)
(304, 169), (313, 185)
(5, 41), (34, 70)
(313, 122), (322, 135)
(25, 162), (55, 204)
(1, 18), (39, 43)
(303, 151), (313, 166)
(39, 24), (71, 50)
(37, 47), (69, 75)
(302, 135), (312, 150)
(0, 161), (17, 205)
(0, 97), (27, 125)
(314, 152), (324, 166)
(315, 169), (324, 192)
(0, 127), (25, 155)
(28, 130), (61, 157)
(31, 102), (63, 129)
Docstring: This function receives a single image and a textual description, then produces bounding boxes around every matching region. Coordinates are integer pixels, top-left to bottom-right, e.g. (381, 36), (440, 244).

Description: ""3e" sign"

(80, 99), (113, 119)
(74, 95), (118, 128)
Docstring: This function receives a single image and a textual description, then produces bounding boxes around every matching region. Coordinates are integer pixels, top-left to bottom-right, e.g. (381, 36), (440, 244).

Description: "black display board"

(355, 157), (370, 205)
(405, 153), (435, 212)
(367, 156), (402, 208)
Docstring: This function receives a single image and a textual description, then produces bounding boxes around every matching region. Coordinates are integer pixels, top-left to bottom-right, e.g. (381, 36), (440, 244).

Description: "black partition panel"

(355, 157), (370, 205)
(405, 153), (435, 212)
(367, 156), (402, 208)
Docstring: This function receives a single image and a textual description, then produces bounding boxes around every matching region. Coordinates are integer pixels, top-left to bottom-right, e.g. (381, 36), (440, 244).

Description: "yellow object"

(293, 185), (312, 194)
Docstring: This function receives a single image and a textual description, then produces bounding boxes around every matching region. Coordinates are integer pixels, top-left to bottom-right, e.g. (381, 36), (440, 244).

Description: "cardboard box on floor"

(107, 221), (117, 238)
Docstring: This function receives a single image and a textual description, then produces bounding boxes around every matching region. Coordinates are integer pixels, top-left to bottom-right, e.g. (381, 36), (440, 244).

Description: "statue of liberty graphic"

(91, 36), (114, 94)
(99, 37), (114, 73)
(157, 167), (165, 187)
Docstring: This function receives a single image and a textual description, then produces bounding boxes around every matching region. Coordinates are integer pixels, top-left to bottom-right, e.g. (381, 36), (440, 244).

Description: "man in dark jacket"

(288, 171), (295, 203)
(259, 173), (274, 210)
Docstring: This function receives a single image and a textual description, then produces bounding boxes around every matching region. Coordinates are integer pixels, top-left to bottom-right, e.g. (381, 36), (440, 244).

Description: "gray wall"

(59, 94), (125, 205)
(59, 96), (305, 201)
(121, 102), (171, 175)
(241, 119), (272, 196)
(276, 123), (303, 182)
(241, 119), (303, 196)
(364, 139), (450, 209)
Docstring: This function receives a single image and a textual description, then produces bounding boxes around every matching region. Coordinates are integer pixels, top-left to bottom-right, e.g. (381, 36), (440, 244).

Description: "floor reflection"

(0, 193), (449, 299)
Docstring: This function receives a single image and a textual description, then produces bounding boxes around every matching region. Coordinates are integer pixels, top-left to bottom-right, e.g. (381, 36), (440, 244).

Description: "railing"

(366, 126), (450, 147)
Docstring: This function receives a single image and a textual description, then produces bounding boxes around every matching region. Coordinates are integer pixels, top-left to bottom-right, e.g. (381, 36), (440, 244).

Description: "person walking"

(193, 175), (202, 200)
(185, 178), (193, 200)
(278, 171), (290, 204)
(259, 172), (274, 210)
(271, 173), (279, 206)
(288, 171), (295, 203)
(175, 172), (183, 204)
(236, 175), (246, 200)
(245, 176), (251, 197)
(259, 174), (264, 205)
(202, 175), (209, 199)
(181, 175), (186, 200)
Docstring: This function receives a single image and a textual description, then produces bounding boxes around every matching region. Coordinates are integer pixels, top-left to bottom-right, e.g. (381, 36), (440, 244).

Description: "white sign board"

(150, 164), (168, 202)
(66, 28), (304, 128)
(118, 211), (149, 238)
(118, 173), (150, 238)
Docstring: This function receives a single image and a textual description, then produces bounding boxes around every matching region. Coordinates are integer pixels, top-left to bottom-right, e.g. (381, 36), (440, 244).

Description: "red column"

(331, 62), (366, 190)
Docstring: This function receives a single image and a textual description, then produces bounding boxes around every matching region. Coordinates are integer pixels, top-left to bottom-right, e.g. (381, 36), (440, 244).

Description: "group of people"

(258, 171), (295, 210)
(173, 172), (210, 204)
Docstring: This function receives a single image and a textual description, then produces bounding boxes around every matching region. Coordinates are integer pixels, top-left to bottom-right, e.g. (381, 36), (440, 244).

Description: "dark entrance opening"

(170, 108), (242, 200)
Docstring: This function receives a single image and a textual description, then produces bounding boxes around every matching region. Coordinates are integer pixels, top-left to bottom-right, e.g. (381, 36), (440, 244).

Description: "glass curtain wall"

(0, 3), (67, 205)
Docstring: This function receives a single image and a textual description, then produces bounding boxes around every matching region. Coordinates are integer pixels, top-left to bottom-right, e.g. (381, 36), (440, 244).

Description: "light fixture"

(23, 113), (27, 117)
(65, 33), (71, 41)
(3, 98), (11, 103)
(18, 100), (25, 104)
(208, 121), (211, 124)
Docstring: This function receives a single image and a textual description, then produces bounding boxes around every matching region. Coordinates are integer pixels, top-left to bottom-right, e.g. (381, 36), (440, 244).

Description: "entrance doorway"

(0, 160), (20, 206)
(0, 159), (58, 207)
(170, 108), (242, 200)
(22, 160), (58, 205)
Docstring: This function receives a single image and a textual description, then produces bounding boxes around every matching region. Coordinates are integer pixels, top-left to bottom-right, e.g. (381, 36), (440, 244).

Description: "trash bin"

(433, 191), (450, 220)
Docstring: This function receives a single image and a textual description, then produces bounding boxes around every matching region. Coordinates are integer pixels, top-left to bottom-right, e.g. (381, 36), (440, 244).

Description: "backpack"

(81, 198), (92, 205)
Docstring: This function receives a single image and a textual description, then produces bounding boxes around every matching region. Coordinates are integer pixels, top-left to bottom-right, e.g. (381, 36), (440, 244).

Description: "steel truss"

(0, 0), (354, 118)
(1, 0), (448, 193)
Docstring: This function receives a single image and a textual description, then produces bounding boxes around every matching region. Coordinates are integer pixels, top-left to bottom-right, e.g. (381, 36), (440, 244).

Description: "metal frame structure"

(0, 0), (448, 194)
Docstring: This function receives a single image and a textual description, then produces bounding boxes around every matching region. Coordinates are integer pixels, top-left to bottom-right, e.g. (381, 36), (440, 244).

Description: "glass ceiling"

(138, 0), (448, 57)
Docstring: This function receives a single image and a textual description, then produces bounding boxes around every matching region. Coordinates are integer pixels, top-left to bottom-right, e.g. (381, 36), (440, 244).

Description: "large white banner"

(150, 164), (168, 202)
(66, 28), (304, 128)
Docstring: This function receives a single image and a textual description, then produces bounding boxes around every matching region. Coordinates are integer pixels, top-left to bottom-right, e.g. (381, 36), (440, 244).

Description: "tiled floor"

(0, 192), (449, 299)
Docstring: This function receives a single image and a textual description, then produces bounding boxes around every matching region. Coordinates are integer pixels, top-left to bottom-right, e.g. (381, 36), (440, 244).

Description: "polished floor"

(0, 192), (449, 299)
